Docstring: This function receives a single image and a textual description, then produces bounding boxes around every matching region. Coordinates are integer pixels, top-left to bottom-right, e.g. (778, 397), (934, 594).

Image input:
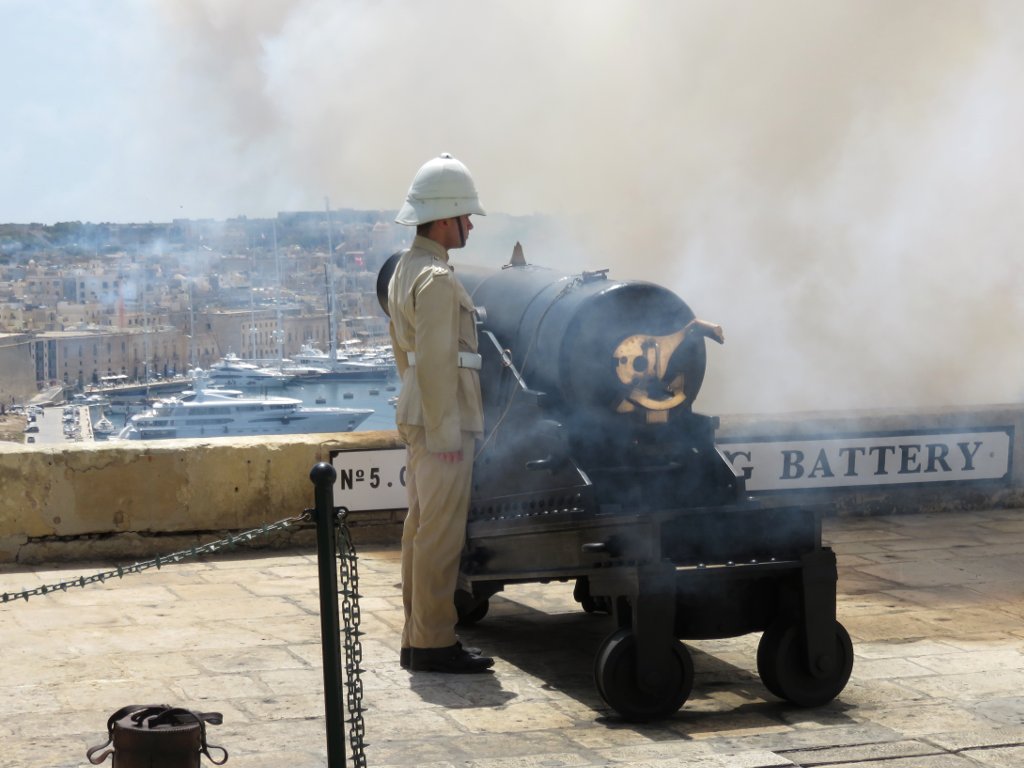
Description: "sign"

(330, 448), (408, 511)
(331, 427), (1015, 508)
(718, 428), (1013, 492)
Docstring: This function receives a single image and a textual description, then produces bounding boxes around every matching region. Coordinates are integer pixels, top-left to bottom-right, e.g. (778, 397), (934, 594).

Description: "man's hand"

(436, 450), (463, 464)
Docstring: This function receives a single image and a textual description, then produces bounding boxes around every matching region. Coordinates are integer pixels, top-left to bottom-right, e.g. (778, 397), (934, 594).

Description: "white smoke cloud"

(7, 0), (1024, 412)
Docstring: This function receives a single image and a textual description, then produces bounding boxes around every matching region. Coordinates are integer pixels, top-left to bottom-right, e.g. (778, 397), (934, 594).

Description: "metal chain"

(2, 508), (370, 766)
(336, 515), (367, 768)
(1, 513), (311, 605)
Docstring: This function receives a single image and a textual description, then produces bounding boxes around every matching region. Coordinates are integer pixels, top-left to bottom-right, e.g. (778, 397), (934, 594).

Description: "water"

(285, 379), (400, 432)
(101, 378), (401, 434)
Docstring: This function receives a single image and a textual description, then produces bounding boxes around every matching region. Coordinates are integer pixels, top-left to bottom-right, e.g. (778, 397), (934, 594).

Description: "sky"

(2, 0), (1023, 414)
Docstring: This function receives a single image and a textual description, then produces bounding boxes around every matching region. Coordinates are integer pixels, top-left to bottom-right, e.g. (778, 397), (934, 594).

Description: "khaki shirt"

(388, 236), (484, 452)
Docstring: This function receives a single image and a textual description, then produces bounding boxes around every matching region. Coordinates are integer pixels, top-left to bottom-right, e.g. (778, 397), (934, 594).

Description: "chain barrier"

(1, 513), (311, 605)
(1, 506), (369, 766)
(337, 514), (367, 768)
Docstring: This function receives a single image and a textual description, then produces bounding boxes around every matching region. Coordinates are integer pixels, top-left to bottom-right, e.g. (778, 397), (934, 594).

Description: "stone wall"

(2, 404), (1022, 564)
(0, 430), (404, 564)
(0, 337), (37, 406)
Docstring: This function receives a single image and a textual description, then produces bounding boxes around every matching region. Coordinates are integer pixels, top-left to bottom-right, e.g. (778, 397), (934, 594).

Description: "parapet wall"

(2, 404), (1022, 564)
(0, 430), (405, 564)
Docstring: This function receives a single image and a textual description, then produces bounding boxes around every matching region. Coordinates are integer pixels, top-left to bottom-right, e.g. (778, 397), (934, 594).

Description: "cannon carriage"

(378, 249), (853, 721)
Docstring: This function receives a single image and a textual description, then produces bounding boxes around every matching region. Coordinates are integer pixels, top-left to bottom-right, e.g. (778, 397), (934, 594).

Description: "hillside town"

(0, 210), (408, 407)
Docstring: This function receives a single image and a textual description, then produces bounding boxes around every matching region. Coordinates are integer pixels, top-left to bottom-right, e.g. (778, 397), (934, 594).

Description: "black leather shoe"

(456, 639), (482, 656)
(409, 643), (494, 674)
(402, 640), (478, 669)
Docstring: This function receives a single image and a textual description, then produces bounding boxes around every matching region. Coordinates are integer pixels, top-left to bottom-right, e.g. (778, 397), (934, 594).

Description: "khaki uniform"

(388, 236), (484, 649)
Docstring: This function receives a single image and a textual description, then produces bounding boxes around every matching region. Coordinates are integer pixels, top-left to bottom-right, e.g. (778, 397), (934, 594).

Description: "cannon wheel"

(757, 620), (853, 707)
(581, 596), (613, 615)
(455, 590), (490, 626)
(573, 577), (612, 615)
(594, 628), (693, 722)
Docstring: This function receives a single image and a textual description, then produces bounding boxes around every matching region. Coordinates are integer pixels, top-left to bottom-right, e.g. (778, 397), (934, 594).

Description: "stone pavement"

(3, 508), (1024, 768)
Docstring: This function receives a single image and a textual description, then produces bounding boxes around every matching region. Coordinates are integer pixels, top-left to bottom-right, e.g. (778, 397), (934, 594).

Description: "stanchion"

(310, 462), (346, 768)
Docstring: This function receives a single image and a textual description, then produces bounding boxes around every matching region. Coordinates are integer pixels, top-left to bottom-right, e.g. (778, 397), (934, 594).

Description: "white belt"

(405, 351), (482, 370)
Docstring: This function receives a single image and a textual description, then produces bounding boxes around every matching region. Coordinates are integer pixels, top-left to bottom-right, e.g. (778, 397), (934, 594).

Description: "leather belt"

(405, 351), (482, 370)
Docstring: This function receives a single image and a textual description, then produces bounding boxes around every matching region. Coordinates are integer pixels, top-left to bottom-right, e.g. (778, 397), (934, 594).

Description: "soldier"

(388, 153), (493, 673)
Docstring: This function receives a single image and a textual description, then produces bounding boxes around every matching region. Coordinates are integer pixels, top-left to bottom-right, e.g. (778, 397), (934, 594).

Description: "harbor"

(23, 378), (400, 445)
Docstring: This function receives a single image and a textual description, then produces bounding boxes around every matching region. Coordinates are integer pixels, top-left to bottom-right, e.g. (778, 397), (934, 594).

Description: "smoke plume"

(109, 2), (1024, 412)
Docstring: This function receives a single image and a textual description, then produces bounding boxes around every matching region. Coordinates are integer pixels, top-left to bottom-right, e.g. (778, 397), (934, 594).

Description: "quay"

(3, 506), (1024, 767)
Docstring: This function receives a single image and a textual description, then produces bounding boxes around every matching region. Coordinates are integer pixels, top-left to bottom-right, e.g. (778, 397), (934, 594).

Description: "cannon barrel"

(377, 253), (708, 419)
(377, 249), (731, 505)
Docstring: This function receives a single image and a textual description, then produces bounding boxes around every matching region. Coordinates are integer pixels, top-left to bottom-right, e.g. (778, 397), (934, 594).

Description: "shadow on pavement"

(453, 593), (859, 729)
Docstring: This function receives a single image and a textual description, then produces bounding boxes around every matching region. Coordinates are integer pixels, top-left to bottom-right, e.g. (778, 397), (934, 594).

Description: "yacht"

(292, 343), (394, 381)
(204, 353), (295, 389)
(281, 361), (332, 379)
(92, 416), (117, 438)
(115, 387), (373, 441)
(233, 355), (330, 381)
(72, 393), (112, 408)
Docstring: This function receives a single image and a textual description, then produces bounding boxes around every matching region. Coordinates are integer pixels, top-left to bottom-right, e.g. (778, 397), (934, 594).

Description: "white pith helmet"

(395, 153), (486, 226)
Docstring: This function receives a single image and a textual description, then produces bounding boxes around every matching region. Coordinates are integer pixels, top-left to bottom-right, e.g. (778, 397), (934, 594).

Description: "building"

(32, 327), (187, 389)
(0, 334), (38, 404)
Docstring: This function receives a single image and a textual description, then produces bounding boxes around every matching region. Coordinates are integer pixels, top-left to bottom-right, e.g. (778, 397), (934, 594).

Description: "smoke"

(40, 1), (1024, 412)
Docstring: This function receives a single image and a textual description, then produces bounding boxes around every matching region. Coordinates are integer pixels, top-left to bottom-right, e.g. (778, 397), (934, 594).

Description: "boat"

(237, 357), (331, 380)
(280, 362), (332, 379)
(73, 393), (112, 408)
(296, 265), (395, 381)
(92, 416), (116, 438)
(291, 343), (394, 381)
(82, 376), (194, 415)
(204, 353), (295, 389)
(115, 386), (373, 441)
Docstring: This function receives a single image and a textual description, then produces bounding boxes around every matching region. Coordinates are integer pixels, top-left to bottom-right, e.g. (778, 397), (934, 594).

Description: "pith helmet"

(395, 153), (486, 226)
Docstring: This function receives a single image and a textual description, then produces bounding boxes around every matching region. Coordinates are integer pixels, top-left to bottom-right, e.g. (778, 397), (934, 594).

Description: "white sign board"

(718, 428), (1013, 492)
(331, 448), (408, 511)
(331, 428), (1014, 509)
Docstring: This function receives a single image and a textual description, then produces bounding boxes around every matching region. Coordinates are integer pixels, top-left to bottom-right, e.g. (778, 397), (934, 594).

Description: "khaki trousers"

(399, 425), (476, 649)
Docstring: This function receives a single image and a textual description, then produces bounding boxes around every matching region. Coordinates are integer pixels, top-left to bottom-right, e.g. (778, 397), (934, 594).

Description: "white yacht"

(115, 387), (373, 440)
(72, 392), (112, 407)
(92, 416), (116, 437)
(205, 353), (295, 389)
(292, 343), (394, 381)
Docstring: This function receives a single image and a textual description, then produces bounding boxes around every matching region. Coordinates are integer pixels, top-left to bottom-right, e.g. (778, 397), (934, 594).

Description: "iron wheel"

(454, 590), (489, 626)
(594, 628), (693, 722)
(757, 620), (853, 707)
(756, 624), (785, 699)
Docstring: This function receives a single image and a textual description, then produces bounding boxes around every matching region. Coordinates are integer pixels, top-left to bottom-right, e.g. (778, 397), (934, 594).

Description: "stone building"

(32, 326), (187, 389)
(0, 334), (38, 404)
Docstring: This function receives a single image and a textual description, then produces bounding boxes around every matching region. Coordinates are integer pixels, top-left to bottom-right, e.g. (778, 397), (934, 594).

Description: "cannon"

(377, 245), (853, 721)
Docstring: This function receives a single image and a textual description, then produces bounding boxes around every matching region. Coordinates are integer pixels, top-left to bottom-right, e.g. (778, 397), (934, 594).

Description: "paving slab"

(3, 507), (1024, 767)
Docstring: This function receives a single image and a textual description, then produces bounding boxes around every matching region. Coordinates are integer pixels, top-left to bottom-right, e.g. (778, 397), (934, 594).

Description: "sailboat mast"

(325, 198), (338, 363)
(273, 222), (284, 367)
(325, 264), (338, 364)
(188, 279), (195, 370)
(141, 259), (149, 385)
(249, 251), (257, 360)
